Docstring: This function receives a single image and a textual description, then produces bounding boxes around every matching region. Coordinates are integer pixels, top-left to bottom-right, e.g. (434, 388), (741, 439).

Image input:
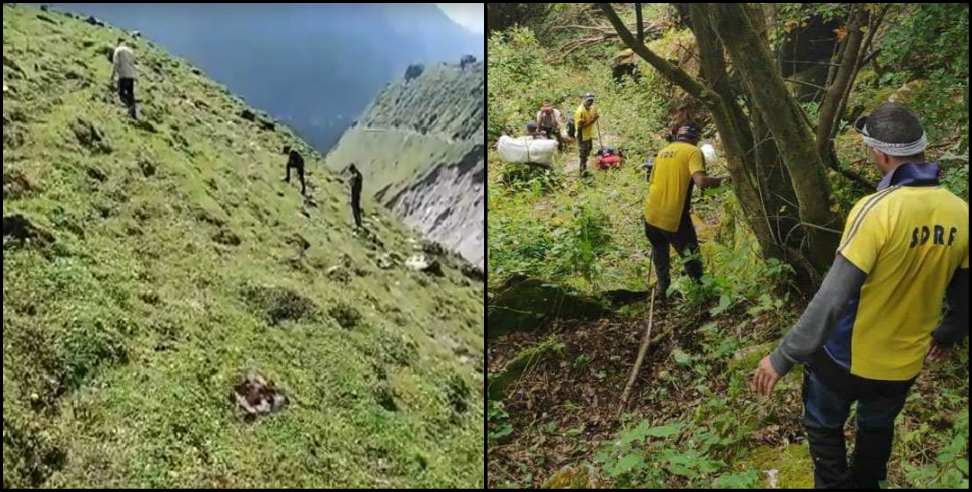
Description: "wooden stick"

(618, 248), (656, 417)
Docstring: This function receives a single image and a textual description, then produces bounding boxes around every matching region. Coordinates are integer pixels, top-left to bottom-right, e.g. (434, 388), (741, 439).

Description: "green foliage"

(903, 408), (970, 489)
(486, 3), (553, 35)
(485, 401), (511, 444)
(572, 353), (591, 370)
(940, 160), (969, 201)
(596, 419), (732, 487)
(672, 348), (693, 367)
(487, 27), (561, 143)
(498, 162), (561, 195)
(769, 3), (850, 50)
(487, 207), (554, 281)
(62, 315), (130, 390)
(327, 302), (363, 330)
(608, 67), (671, 161)
(4, 5), (484, 488)
(877, 4), (968, 148)
(549, 203), (615, 289)
(241, 284), (319, 326)
(879, 5), (968, 90)
(669, 239), (793, 320)
(800, 100), (820, 123)
(712, 469), (760, 488)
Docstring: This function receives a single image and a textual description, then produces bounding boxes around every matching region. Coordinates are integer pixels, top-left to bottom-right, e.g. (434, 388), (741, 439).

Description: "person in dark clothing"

(347, 163), (363, 229)
(282, 145), (306, 195)
(642, 203), (703, 298)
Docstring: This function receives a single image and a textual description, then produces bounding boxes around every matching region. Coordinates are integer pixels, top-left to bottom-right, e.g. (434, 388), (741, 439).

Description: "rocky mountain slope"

(325, 61), (484, 269)
(3, 4), (483, 488)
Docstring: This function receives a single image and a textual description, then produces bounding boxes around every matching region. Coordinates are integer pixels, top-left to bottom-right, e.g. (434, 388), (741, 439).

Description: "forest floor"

(488, 10), (969, 485)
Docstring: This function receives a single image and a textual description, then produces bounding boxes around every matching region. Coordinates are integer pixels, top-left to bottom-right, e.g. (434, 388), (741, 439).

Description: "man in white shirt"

(536, 101), (564, 150)
(110, 38), (137, 118)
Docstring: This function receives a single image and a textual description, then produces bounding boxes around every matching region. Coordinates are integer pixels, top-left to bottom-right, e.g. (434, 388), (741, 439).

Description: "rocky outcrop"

(327, 62), (484, 268)
(382, 144), (484, 269)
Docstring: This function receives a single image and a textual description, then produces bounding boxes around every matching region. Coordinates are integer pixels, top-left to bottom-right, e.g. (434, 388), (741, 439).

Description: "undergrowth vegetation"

(488, 3), (968, 489)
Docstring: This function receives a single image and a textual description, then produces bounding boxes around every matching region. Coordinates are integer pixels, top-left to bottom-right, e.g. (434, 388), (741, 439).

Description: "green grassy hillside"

(3, 4), (484, 488)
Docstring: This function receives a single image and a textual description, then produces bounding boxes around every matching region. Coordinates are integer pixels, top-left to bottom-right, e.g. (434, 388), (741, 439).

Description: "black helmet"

(676, 122), (701, 141)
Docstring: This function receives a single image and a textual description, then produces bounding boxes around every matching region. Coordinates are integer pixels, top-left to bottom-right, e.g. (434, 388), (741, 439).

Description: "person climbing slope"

(110, 37), (138, 119)
(347, 163), (364, 229)
(752, 103), (969, 489)
(282, 145), (306, 196)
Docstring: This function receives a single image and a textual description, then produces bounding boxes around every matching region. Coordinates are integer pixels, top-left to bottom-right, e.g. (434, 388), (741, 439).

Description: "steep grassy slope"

(325, 62), (484, 269)
(3, 4), (483, 488)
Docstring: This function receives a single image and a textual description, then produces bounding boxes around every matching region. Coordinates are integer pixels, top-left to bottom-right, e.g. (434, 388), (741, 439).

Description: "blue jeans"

(803, 369), (908, 431)
(802, 369), (910, 488)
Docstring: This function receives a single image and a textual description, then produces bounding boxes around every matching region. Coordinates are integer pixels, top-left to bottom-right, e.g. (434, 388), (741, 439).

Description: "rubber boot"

(652, 281), (669, 307)
(850, 427), (893, 488)
(806, 425), (851, 489)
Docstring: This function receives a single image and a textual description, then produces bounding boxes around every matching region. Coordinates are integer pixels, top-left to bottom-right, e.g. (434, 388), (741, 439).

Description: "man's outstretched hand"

(752, 355), (781, 397)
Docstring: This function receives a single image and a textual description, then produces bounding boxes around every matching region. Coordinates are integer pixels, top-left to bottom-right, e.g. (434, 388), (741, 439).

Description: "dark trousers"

(578, 138), (592, 174)
(802, 362), (912, 488)
(117, 77), (136, 117)
(540, 125), (563, 150)
(643, 213), (703, 293)
(285, 164), (306, 195)
(351, 190), (362, 228)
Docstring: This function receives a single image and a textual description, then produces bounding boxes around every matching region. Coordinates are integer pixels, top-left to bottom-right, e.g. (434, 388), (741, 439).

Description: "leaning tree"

(598, 3), (889, 291)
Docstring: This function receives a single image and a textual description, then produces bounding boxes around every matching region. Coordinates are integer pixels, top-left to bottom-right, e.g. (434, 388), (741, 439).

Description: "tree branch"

(781, 60), (843, 67)
(708, 2), (841, 270)
(784, 78), (828, 91)
(550, 24), (617, 33)
(826, 153), (875, 191)
(831, 4), (891, 143)
(596, 3), (718, 106)
(816, 6), (866, 160)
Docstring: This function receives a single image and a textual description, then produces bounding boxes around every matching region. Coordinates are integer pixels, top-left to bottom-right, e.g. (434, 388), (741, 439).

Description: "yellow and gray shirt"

(770, 162), (969, 381)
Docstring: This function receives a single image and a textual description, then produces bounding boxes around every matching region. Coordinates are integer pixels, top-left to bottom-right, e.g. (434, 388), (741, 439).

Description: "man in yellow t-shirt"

(643, 122), (723, 301)
(752, 103), (969, 488)
(574, 93), (599, 176)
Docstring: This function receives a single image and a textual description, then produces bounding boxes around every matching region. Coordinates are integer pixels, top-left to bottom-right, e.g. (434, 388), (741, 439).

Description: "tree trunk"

(685, 3), (787, 261)
(707, 3), (841, 272)
(816, 6), (866, 162)
(598, 3), (843, 290)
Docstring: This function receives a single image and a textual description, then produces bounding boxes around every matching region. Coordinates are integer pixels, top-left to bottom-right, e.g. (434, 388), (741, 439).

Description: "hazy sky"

(437, 3), (483, 34)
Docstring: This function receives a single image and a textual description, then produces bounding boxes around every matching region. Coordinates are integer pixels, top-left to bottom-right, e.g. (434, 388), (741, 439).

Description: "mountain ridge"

(326, 61), (485, 268)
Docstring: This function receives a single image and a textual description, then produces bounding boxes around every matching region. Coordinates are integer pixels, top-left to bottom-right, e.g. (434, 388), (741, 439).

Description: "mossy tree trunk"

(706, 3), (841, 274)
